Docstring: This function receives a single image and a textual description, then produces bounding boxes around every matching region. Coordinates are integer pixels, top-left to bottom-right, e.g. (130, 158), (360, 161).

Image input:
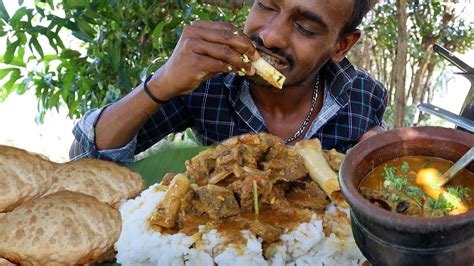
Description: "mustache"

(249, 36), (295, 69)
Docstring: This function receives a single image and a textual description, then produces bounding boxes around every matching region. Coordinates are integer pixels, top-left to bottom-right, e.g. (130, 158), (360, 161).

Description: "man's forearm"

(95, 81), (163, 150)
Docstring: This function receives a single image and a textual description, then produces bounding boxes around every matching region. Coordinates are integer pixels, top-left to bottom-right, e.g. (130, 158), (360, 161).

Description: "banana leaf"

(103, 144), (209, 265)
(128, 145), (209, 187)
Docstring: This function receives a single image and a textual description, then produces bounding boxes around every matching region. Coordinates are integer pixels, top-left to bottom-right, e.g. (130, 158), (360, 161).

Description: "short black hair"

(339, 0), (371, 38)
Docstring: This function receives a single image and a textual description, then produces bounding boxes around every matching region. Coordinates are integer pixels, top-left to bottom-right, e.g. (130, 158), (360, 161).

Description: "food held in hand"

(242, 54), (286, 89)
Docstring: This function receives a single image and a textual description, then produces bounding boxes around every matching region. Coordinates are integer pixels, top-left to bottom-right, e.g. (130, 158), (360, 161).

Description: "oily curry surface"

(360, 156), (474, 217)
(148, 133), (332, 245)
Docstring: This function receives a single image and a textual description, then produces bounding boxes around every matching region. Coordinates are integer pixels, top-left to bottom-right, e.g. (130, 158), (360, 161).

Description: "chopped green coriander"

(401, 161), (410, 173)
(447, 186), (471, 201)
(428, 195), (455, 216)
(389, 193), (400, 202)
(383, 166), (407, 190)
(405, 185), (425, 198)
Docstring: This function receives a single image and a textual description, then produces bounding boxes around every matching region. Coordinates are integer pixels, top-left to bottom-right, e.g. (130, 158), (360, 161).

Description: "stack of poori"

(0, 145), (145, 265)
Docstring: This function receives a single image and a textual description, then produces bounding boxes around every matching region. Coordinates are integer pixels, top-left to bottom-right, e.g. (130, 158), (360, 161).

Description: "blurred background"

(0, 0), (472, 162)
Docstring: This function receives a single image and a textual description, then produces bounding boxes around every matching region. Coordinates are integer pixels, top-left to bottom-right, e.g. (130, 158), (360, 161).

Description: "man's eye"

(257, 1), (274, 11)
(295, 23), (317, 37)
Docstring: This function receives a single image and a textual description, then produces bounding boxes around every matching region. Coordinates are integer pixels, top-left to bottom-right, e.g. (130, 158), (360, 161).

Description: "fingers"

(190, 54), (235, 81)
(191, 40), (256, 75)
(187, 21), (259, 61)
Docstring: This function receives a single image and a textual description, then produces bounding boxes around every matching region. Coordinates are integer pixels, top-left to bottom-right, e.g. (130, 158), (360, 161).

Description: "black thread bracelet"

(143, 74), (169, 105)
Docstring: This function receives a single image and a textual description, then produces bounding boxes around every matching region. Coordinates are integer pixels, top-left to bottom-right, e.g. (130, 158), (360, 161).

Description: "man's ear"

(331, 30), (361, 63)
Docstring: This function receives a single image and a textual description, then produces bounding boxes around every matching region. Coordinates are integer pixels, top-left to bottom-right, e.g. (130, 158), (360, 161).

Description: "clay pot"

(339, 127), (474, 266)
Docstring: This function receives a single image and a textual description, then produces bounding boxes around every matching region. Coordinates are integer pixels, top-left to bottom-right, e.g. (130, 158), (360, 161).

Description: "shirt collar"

(320, 57), (355, 107)
(223, 73), (267, 132)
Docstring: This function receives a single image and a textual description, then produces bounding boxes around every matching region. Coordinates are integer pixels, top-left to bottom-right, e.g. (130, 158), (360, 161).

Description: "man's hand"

(147, 21), (259, 101)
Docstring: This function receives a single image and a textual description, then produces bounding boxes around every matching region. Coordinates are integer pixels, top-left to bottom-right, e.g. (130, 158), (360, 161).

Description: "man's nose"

(259, 17), (290, 50)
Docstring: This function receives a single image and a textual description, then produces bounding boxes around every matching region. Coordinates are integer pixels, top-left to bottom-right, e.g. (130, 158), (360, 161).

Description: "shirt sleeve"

(70, 95), (194, 163)
(370, 80), (388, 128)
(70, 106), (138, 163)
(135, 96), (194, 154)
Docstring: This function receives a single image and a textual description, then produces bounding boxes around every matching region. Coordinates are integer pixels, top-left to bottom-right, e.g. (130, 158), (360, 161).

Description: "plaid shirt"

(71, 58), (387, 163)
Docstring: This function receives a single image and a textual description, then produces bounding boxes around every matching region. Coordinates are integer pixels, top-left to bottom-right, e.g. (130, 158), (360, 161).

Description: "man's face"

(244, 0), (353, 87)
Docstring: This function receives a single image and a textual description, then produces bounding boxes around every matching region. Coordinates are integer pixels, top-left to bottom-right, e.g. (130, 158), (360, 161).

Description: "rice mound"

(115, 184), (365, 266)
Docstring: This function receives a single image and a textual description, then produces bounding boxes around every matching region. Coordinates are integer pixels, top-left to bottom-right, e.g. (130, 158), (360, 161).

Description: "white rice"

(115, 184), (366, 266)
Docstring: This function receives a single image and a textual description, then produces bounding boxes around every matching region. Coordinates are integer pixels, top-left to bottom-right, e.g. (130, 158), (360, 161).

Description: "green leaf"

(16, 76), (31, 95)
(151, 21), (166, 50)
(129, 145), (208, 187)
(63, 0), (89, 9)
(54, 34), (65, 49)
(110, 39), (121, 71)
(4, 40), (18, 64)
(60, 48), (81, 59)
(0, 67), (19, 80)
(0, 68), (21, 101)
(447, 186), (471, 201)
(30, 36), (44, 57)
(0, 55), (26, 67)
(62, 70), (76, 92)
(0, 0), (10, 21)
(405, 185), (425, 198)
(75, 17), (96, 40)
(401, 161), (410, 173)
(9, 7), (28, 28)
(35, 6), (45, 17)
(16, 45), (25, 61)
(41, 54), (59, 62)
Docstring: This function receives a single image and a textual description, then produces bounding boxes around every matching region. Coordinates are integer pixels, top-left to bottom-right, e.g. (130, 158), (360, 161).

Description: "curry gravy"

(360, 156), (474, 215)
(153, 207), (312, 245)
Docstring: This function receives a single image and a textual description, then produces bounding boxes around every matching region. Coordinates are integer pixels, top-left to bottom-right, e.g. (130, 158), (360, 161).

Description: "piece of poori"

(0, 258), (15, 266)
(0, 191), (121, 265)
(47, 158), (145, 207)
(0, 145), (54, 212)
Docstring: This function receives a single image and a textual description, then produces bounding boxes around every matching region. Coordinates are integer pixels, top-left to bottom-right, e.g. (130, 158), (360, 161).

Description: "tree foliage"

(349, 0), (474, 127)
(0, 0), (473, 127)
(0, 0), (249, 122)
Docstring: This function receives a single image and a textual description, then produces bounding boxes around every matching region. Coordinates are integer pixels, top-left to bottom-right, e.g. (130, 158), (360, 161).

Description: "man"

(70, 0), (387, 163)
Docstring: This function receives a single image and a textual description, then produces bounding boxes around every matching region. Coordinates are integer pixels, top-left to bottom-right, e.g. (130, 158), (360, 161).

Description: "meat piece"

(324, 149), (345, 172)
(295, 139), (348, 208)
(186, 150), (216, 186)
(186, 133), (280, 186)
(261, 145), (308, 181)
(197, 185), (240, 220)
(150, 174), (191, 228)
(248, 220), (283, 242)
(208, 171), (232, 184)
(161, 173), (176, 186)
(286, 179), (329, 213)
(231, 176), (264, 212)
(179, 186), (196, 214)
